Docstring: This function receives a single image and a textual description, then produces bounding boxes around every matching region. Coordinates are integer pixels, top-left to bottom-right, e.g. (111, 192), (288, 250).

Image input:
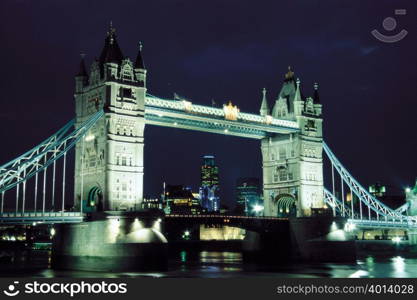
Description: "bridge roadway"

(0, 212), (83, 224)
(165, 214), (289, 232)
(0, 211), (414, 231)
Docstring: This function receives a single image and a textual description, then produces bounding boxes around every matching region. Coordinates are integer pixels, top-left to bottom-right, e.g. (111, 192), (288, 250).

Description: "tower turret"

(313, 82), (322, 116)
(134, 41), (146, 87)
(259, 88), (269, 116)
(75, 54), (88, 93)
(293, 78), (304, 116)
(99, 22), (124, 80)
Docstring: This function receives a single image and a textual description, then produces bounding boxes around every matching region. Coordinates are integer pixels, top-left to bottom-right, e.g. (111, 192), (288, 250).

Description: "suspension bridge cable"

(22, 169), (26, 213)
(1, 192), (3, 214)
(15, 177), (19, 213)
(61, 145), (67, 214)
(52, 149), (57, 209)
(80, 138), (85, 214)
(350, 186), (354, 218)
(42, 155), (47, 215)
(331, 163), (336, 216)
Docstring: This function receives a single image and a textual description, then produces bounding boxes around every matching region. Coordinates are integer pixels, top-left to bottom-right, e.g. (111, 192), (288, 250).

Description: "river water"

(1, 250), (416, 278)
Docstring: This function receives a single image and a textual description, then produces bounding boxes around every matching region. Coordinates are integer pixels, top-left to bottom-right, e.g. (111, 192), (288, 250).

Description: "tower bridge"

(0, 25), (416, 270)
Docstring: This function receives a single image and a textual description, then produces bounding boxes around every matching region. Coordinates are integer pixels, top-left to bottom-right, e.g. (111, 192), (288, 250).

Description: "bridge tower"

(74, 24), (146, 211)
(406, 179), (417, 244)
(260, 68), (324, 217)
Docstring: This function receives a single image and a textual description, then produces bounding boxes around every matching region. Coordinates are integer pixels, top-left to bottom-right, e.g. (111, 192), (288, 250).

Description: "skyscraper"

(236, 177), (262, 216)
(199, 155), (219, 212)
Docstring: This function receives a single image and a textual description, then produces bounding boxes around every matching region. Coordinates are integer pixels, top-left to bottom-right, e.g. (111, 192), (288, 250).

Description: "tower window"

(279, 169), (287, 181)
(121, 88), (132, 98)
(279, 148), (286, 160)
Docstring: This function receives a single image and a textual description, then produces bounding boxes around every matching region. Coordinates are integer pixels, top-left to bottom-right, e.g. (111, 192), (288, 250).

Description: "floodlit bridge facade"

(1, 26), (417, 239)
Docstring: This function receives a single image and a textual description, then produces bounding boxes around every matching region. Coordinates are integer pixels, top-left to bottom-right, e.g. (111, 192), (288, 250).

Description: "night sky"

(0, 0), (416, 208)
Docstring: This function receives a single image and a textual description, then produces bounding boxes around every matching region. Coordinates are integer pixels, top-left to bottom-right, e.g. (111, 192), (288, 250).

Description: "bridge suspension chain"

(0, 110), (103, 217)
(0, 110), (103, 194)
(323, 142), (417, 226)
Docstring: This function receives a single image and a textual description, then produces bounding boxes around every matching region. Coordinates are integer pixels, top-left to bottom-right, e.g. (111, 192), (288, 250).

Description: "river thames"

(1, 249), (416, 278)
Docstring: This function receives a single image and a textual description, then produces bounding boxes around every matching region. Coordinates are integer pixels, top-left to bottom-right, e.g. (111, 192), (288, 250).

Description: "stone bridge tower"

(74, 24), (146, 211)
(406, 179), (417, 216)
(260, 68), (324, 217)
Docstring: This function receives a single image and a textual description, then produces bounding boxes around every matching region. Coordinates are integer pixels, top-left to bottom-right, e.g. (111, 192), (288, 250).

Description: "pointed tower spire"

(294, 78), (302, 102)
(313, 82), (320, 104)
(260, 88), (269, 116)
(99, 22), (124, 66)
(134, 41), (145, 69)
(76, 53), (88, 77)
(284, 66), (295, 81)
(108, 21), (115, 45)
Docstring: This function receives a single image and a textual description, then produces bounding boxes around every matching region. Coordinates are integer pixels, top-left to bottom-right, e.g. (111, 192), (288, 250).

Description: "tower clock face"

(87, 97), (101, 114)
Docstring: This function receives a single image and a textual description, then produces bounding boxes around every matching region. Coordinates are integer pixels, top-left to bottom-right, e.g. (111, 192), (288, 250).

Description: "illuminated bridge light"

(265, 115), (273, 124)
(84, 134), (95, 142)
(182, 100), (192, 111)
(223, 101), (239, 121)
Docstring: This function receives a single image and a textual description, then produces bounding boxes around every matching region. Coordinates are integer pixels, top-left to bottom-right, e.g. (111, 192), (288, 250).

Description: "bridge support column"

(407, 180), (417, 245)
(52, 210), (168, 271)
(407, 229), (417, 245)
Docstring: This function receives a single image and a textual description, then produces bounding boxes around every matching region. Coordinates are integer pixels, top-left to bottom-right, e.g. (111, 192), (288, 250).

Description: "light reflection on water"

(2, 250), (417, 278)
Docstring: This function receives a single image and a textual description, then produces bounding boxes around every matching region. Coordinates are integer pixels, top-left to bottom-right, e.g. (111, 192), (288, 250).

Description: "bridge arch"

(87, 186), (103, 211)
(275, 194), (296, 217)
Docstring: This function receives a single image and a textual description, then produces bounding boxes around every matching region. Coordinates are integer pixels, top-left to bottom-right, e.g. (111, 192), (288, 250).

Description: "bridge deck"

(0, 212), (84, 224)
(144, 96), (299, 139)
